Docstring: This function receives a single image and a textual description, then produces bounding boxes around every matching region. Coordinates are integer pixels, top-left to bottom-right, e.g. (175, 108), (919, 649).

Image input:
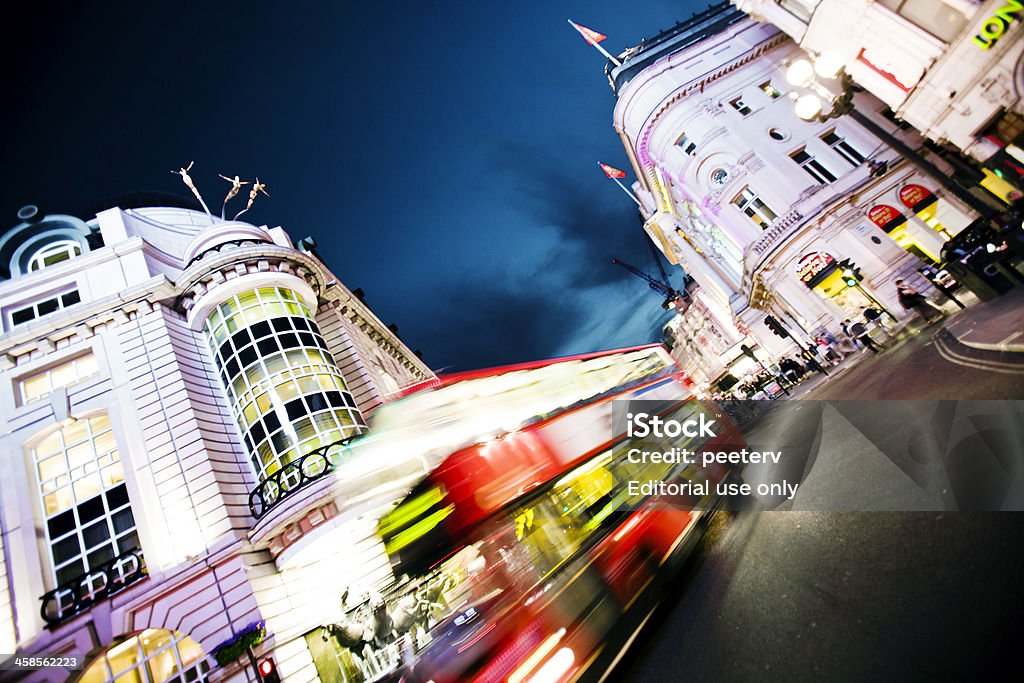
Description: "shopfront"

(898, 184), (970, 238)
(867, 204), (945, 262)
(796, 251), (888, 320)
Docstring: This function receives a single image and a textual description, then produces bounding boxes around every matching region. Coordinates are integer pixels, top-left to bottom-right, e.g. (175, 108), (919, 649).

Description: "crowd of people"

(714, 280), (950, 400)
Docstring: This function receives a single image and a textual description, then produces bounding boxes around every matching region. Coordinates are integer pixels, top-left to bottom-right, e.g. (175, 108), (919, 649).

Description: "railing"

(40, 549), (146, 628)
(183, 238), (271, 268)
(248, 437), (358, 520)
(748, 208), (804, 258)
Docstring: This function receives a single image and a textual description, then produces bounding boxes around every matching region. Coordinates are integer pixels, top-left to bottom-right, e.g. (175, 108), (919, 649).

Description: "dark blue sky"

(1, 1), (707, 371)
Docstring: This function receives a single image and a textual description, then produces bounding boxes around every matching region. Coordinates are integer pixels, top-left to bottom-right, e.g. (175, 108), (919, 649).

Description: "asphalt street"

(806, 325), (1024, 400)
(614, 322), (1024, 682)
(617, 511), (1024, 683)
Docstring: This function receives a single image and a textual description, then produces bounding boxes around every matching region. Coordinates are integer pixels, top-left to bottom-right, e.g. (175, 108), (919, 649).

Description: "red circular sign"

(898, 184), (935, 209)
(868, 205), (902, 227)
(796, 252), (836, 283)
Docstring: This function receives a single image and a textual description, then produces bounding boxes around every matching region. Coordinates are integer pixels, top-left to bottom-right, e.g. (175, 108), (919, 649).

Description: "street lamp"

(793, 94), (824, 121)
(785, 58), (815, 87)
(783, 50), (997, 219)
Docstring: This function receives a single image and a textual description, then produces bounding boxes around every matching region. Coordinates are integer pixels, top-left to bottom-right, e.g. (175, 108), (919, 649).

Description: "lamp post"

(784, 54), (998, 221)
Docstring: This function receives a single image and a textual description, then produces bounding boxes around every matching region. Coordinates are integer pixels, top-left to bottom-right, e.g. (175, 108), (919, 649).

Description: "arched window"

(27, 239), (81, 272)
(79, 629), (210, 683)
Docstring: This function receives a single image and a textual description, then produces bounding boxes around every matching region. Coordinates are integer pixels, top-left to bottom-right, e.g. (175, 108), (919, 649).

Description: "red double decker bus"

(372, 344), (741, 683)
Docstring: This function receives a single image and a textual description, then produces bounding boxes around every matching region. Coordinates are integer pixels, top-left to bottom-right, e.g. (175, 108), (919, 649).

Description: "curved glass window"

(28, 240), (82, 272)
(204, 286), (366, 481)
(79, 629), (209, 683)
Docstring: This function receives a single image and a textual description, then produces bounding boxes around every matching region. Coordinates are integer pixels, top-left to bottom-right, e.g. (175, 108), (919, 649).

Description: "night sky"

(1, 1), (707, 372)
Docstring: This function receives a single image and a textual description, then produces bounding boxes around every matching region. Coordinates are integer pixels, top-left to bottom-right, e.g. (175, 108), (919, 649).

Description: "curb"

(940, 289), (1024, 354)
(944, 327), (1024, 354)
(933, 328), (1024, 374)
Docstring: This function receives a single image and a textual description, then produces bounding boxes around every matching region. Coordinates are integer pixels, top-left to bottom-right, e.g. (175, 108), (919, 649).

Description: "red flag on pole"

(599, 162), (627, 179)
(569, 20), (607, 46)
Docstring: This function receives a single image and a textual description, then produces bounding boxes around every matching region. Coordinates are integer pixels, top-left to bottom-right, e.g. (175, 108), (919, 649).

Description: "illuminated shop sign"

(898, 184), (937, 211)
(868, 205), (908, 233)
(973, 0), (1022, 50)
(796, 252), (837, 285)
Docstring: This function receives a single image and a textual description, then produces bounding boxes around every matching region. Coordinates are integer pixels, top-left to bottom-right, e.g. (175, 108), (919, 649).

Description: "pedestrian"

(848, 318), (882, 353)
(862, 307), (894, 339)
(779, 357), (803, 384)
(841, 319), (862, 349)
(895, 279), (945, 323)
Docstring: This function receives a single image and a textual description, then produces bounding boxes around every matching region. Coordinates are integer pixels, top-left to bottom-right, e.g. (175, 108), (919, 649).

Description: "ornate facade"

(0, 199), (433, 681)
(610, 4), (974, 365)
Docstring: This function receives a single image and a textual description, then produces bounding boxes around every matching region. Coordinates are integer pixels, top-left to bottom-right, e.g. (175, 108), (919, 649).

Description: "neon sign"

(973, 0), (1023, 50)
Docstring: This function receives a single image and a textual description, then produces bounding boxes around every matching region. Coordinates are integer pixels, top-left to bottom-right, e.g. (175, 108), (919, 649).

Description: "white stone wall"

(613, 13), (975, 360)
(735, 0), (1024, 159)
(0, 204), (436, 680)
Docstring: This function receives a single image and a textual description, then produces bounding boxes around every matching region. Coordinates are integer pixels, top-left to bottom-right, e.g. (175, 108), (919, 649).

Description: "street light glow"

(814, 51), (845, 80)
(794, 94), (823, 120)
(786, 58), (814, 86)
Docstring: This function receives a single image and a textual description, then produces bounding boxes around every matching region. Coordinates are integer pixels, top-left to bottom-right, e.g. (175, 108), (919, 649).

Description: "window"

(9, 289), (81, 327)
(760, 81), (782, 99)
(79, 629), (210, 683)
(675, 132), (698, 156)
(732, 187), (779, 229)
(877, 0), (969, 43)
(28, 240), (82, 272)
(768, 127), (790, 141)
(203, 286), (366, 481)
(790, 148), (837, 184)
(730, 97), (752, 116)
(821, 129), (865, 167)
(710, 168), (731, 187)
(32, 413), (138, 586)
(17, 352), (99, 405)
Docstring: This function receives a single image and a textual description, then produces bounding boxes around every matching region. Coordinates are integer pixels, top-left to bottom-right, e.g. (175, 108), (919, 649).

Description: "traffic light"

(838, 259), (862, 287)
(257, 658), (281, 683)
(763, 315), (790, 339)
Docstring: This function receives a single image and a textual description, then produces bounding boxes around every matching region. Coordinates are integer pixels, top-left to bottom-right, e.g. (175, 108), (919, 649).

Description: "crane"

(612, 238), (690, 310)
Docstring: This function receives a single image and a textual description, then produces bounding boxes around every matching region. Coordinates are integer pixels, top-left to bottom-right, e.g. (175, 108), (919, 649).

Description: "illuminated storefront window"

(79, 629), (209, 683)
(203, 286), (365, 481)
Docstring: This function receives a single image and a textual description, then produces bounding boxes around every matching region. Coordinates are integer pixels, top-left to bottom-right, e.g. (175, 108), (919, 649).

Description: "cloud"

(556, 282), (674, 357)
(490, 140), (675, 290)
(406, 140), (679, 372)
(412, 276), (588, 372)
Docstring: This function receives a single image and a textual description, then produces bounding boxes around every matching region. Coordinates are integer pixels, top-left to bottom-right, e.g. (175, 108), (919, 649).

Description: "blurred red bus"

(374, 344), (741, 683)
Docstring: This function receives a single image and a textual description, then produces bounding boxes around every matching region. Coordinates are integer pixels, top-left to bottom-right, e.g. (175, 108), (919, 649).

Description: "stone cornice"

(319, 293), (433, 379)
(0, 275), (175, 367)
(174, 243), (326, 315)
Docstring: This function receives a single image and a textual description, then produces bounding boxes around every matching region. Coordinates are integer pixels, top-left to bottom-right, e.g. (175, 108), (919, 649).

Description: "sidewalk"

(782, 350), (873, 400)
(942, 287), (1024, 354)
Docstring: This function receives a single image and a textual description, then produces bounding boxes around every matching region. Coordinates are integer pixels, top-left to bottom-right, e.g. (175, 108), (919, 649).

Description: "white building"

(609, 3), (975, 365)
(0, 196), (434, 682)
(663, 285), (745, 387)
(733, 0), (1024, 181)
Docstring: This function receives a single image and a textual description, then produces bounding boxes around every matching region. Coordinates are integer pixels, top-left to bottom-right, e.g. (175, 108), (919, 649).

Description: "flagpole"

(613, 177), (641, 206)
(567, 19), (622, 67)
(590, 39), (622, 67)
